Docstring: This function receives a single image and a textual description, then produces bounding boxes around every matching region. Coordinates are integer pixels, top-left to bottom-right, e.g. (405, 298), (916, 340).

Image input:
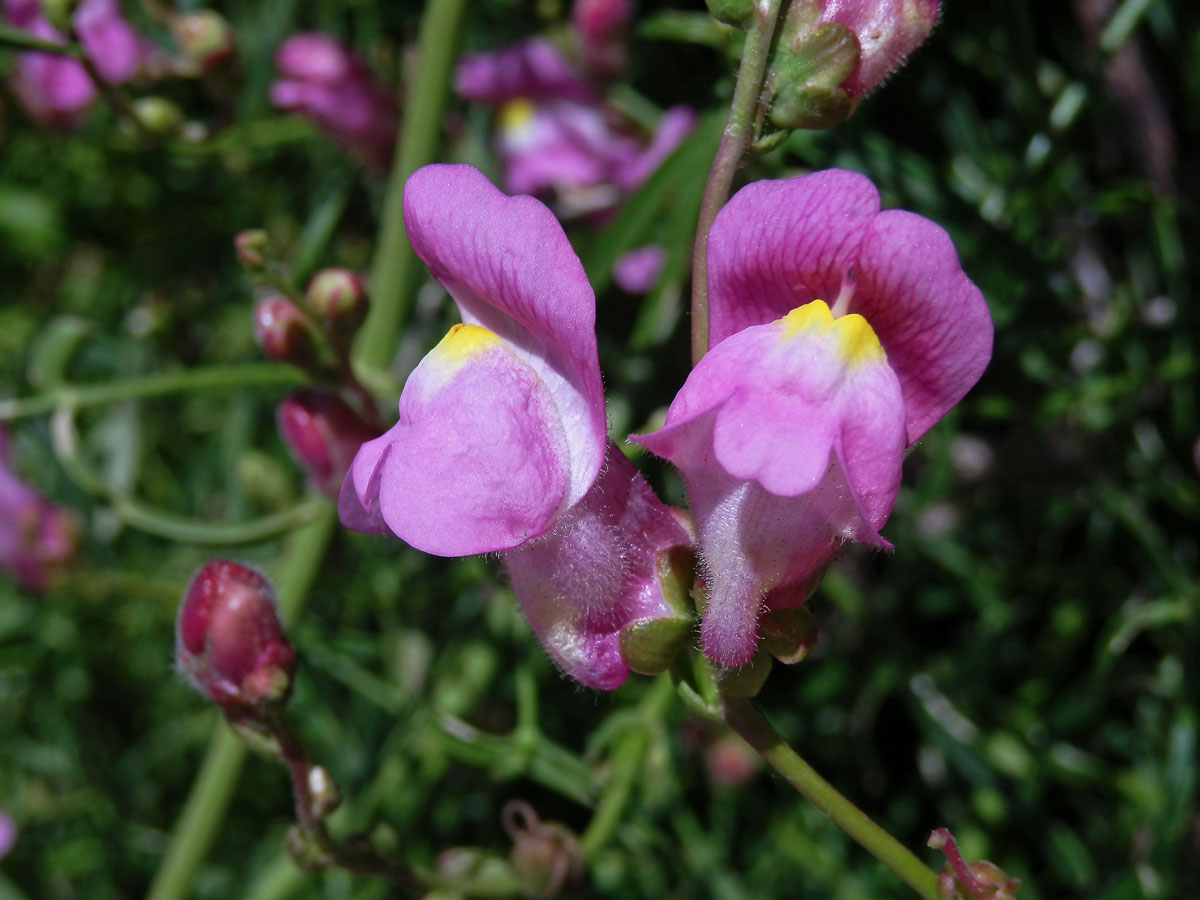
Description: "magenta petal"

(706, 170), (880, 347)
(367, 328), (570, 556)
(338, 432), (394, 534)
(403, 165), (607, 510)
(503, 443), (692, 689)
(849, 210), (994, 444)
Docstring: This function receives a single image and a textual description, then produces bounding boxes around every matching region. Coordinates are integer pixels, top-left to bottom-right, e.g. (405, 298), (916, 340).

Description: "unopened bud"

(303, 268), (368, 343)
(277, 389), (376, 498)
(172, 11), (236, 75)
(132, 97), (185, 136)
(768, 0), (939, 130)
(234, 229), (269, 270)
(176, 560), (296, 716)
(928, 827), (1021, 900)
(502, 801), (583, 900)
(820, 0), (939, 97)
(253, 297), (318, 368)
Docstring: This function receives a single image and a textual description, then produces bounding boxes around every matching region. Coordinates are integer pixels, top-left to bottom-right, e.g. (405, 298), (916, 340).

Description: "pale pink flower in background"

(613, 244), (667, 294)
(0, 811), (15, 860)
(270, 32), (398, 170)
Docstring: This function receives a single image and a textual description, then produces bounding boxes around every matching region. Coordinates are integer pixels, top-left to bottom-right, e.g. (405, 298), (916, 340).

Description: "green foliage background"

(1, 1), (1197, 898)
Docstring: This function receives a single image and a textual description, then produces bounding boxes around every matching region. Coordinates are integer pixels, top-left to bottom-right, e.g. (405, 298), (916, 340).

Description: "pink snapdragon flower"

(0, 428), (78, 591)
(635, 170), (992, 666)
(340, 165), (692, 689)
(269, 32), (398, 170)
(3, 0), (145, 128)
(455, 37), (695, 218)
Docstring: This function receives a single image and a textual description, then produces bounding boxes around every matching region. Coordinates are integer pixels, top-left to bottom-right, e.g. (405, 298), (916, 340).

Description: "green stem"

(690, 0), (783, 365)
(112, 495), (324, 545)
(355, 0), (470, 392)
(146, 505), (338, 900)
(720, 695), (939, 900)
(0, 23), (81, 55)
(579, 675), (674, 857)
(0, 363), (306, 421)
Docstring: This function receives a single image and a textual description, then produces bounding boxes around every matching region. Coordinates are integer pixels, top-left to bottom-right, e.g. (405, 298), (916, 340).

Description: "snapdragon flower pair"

(341, 165), (992, 689)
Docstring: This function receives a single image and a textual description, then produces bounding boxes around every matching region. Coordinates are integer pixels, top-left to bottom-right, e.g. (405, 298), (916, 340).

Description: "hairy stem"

(690, 0), (784, 365)
(720, 695), (940, 900)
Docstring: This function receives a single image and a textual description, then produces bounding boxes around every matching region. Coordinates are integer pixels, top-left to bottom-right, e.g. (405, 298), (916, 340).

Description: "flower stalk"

(691, 0), (784, 365)
(719, 694), (940, 900)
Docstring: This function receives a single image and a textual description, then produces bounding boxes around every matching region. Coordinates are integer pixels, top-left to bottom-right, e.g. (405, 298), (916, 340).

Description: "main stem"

(720, 696), (940, 900)
(355, 0), (469, 392)
(690, 0), (783, 365)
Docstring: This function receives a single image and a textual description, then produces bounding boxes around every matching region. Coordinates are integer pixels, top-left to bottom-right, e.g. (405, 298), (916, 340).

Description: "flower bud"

(176, 560), (296, 716)
(820, 0), (939, 97)
(502, 801), (583, 900)
(303, 267), (368, 343)
(234, 229), (269, 270)
(171, 10), (235, 76)
(768, 0), (939, 130)
(277, 389), (377, 498)
(928, 827), (1020, 900)
(253, 297), (318, 368)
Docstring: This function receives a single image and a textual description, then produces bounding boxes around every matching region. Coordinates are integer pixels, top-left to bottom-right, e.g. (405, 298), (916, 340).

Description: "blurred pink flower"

(340, 165), (692, 689)
(0, 428), (78, 591)
(277, 389), (377, 499)
(572, 0), (632, 80)
(456, 36), (694, 217)
(2, 0), (145, 128)
(613, 244), (666, 294)
(0, 811), (15, 860)
(636, 170), (992, 666)
(270, 32), (398, 170)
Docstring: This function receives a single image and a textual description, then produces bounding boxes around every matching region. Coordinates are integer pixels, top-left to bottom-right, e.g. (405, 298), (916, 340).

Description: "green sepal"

(759, 606), (819, 664)
(619, 615), (694, 676)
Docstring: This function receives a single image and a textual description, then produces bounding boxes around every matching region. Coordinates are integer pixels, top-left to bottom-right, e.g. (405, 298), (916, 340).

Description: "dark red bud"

(253, 297), (318, 367)
(277, 389), (376, 498)
(176, 560), (296, 715)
